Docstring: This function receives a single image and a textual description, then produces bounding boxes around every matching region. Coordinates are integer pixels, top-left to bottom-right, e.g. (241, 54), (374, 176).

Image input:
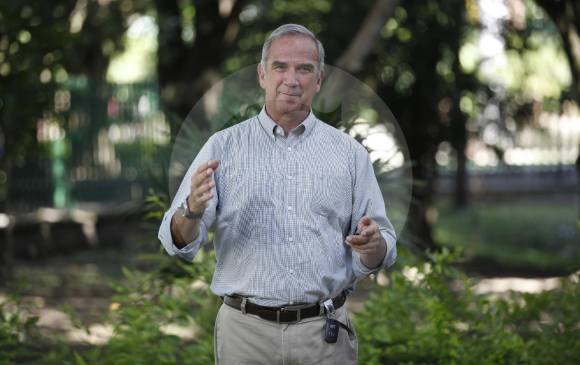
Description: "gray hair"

(260, 24), (325, 74)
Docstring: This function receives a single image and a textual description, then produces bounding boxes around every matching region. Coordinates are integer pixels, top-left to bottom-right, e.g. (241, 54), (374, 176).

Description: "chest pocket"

(217, 162), (279, 241)
(309, 172), (352, 221)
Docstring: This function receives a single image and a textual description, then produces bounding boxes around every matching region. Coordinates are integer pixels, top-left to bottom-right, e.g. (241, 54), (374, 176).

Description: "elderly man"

(158, 23), (397, 365)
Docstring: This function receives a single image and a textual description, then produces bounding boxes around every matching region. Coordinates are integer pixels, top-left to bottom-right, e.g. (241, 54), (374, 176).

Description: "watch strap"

(180, 198), (204, 219)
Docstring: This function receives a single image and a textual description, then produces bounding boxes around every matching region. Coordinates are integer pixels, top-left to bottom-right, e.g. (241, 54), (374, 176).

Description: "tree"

(533, 0), (580, 101)
(145, 0), (480, 253)
(365, 1), (475, 251)
(533, 0), (580, 216)
(0, 0), (142, 282)
(155, 0), (248, 136)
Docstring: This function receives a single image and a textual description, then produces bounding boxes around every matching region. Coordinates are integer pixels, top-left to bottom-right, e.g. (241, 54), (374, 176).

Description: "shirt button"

(287, 175), (293, 180)
(287, 147), (292, 151)
(287, 206), (293, 211)
(288, 236), (293, 242)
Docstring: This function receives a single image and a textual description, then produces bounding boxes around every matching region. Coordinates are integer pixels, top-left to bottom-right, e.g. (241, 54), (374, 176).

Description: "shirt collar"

(257, 106), (317, 139)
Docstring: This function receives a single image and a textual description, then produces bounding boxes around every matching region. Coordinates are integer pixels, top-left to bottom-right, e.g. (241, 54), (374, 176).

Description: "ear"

(315, 70), (324, 92)
(257, 63), (266, 89)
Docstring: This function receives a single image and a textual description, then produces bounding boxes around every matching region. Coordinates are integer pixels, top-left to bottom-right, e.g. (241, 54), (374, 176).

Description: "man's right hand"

(187, 159), (220, 215)
(171, 159), (220, 248)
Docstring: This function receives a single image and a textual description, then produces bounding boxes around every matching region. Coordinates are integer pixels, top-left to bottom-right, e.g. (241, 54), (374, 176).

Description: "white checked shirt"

(158, 107), (397, 306)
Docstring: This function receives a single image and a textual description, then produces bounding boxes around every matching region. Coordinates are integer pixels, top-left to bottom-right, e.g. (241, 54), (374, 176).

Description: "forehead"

(267, 35), (318, 65)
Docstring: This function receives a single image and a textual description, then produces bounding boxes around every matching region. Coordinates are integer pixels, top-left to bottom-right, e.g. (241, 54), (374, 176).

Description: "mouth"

(279, 91), (301, 97)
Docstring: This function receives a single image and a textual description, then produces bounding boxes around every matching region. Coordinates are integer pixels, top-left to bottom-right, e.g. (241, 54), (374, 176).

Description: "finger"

(346, 242), (374, 255)
(346, 234), (370, 246)
(360, 216), (372, 225)
(347, 241), (377, 253)
(357, 216), (373, 231)
(208, 159), (220, 170)
(192, 191), (213, 208)
(194, 160), (220, 173)
(193, 182), (214, 198)
(194, 161), (210, 175)
(194, 179), (214, 194)
(360, 227), (378, 237)
(193, 160), (219, 179)
(198, 191), (213, 203)
(192, 166), (215, 187)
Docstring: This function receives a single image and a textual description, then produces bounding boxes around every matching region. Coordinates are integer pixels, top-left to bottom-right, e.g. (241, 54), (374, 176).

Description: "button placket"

(284, 143), (297, 247)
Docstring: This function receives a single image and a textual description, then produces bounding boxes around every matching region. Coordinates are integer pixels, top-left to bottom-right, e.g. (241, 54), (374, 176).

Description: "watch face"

(179, 200), (189, 216)
(179, 199), (202, 219)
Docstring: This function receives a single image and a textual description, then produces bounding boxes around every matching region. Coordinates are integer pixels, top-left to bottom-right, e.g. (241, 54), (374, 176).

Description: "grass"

(434, 197), (580, 275)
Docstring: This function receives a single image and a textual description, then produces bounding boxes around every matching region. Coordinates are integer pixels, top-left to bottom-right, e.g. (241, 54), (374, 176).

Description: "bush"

(0, 248), (220, 365)
(354, 249), (580, 365)
(0, 295), (43, 365)
(3, 190), (577, 364)
(74, 250), (220, 365)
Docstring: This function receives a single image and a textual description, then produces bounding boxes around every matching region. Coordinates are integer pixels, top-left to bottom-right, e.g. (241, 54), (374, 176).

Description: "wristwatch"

(178, 196), (204, 220)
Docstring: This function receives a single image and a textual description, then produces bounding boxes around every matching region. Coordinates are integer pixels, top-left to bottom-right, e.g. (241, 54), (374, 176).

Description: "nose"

(283, 69), (299, 87)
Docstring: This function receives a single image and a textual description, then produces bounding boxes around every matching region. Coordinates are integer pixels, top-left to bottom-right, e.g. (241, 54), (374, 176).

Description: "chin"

(282, 98), (307, 108)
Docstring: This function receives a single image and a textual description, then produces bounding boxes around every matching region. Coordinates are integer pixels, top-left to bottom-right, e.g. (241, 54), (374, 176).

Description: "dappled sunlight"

(0, 292), (203, 345)
(159, 322), (199, 341)
(398, 264), (575, 294)
(67, 323), (114, 345)
(473, 276), (566, 294)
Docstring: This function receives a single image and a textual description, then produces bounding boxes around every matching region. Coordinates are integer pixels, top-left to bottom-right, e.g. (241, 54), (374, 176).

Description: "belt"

(222, 292), (347, 324)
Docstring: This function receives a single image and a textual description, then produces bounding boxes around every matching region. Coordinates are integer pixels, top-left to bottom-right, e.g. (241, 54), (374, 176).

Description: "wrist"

(360, 238), (387, 269)
(179, 196), (204, 220)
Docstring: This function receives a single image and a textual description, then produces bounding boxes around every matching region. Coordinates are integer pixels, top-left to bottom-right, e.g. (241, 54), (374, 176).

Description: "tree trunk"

(535, 0), (580, 100)
(335, 0), (402, 72)
(155, 0), (246, 139)
(534, 0), (580, 219)
(451, 98), (468, 209)
(0, 159), (13, 285)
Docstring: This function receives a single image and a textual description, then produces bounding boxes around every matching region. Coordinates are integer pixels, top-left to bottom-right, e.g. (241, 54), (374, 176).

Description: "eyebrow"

(271, 61), (315, 72)
(271, 61), (287, 69)
(297, 63), (315, 72)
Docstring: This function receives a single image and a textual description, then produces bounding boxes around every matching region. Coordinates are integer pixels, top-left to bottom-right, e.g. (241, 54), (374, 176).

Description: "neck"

(265, 106), (309, 135)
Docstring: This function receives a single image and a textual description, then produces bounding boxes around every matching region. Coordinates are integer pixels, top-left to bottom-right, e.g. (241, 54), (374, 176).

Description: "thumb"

(358, 216), (372, 230)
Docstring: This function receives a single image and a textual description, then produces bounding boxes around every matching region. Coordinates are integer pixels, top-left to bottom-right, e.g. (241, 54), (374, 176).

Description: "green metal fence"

(9, 78), (171, 213)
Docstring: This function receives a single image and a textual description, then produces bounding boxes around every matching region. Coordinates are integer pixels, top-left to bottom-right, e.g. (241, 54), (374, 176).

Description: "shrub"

(75, 250), (220, 365)
(354, 249), (580, 365)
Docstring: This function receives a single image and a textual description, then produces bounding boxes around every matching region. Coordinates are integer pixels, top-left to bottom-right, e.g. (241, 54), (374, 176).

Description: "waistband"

(222, 292), (347, 324)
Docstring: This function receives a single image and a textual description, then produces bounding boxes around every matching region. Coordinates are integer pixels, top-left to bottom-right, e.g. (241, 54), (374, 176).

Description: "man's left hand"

(345, 216), (387, 269)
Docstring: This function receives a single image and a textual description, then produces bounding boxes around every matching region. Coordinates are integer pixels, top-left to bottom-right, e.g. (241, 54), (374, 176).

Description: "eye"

(272, 64), (286, 71)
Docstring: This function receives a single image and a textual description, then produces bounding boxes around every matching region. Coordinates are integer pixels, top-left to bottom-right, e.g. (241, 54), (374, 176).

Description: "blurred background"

(0, 0), (578, 364)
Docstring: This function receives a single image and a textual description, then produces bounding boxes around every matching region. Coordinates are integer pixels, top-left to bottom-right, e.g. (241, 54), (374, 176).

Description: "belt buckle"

(278, 306), (302, 324)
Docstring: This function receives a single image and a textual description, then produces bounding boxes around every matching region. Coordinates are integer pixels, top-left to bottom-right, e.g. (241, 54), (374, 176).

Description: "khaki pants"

(214, 302), (358, 365)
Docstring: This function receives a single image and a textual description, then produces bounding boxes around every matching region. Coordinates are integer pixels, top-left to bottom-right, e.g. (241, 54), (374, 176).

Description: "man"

(158, 24), (397, 365)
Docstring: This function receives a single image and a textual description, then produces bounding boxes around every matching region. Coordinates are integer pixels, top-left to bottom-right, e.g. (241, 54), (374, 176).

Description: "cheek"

(304, 76), (319, 87)
(268, 77), (283, 90)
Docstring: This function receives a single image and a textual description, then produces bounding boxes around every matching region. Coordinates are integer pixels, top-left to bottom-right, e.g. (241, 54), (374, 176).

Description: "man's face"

(258, 35), (322, 122)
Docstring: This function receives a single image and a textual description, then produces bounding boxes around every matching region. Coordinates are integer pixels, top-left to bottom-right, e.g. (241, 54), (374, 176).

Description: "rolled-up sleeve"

(350, 143), (398, 280)
(158, 207), (208, 262)
(352, 228), (397, 276)
(157, 134), (220, 262)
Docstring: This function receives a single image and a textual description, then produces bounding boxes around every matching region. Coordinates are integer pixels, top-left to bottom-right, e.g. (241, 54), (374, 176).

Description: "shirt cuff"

(352, 251), (379, 278)
(158, 208), (206, 262)
(351, 230), (397, 279)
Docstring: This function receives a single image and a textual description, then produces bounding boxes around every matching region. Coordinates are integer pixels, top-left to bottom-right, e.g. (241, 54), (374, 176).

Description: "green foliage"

(144, 189), (169, 221)
(434, 199), (580, 273)
(2, 244), (579, 364)
(354, 249), (580, 365)
(0, 296), (39, 365)
(70, 251), (219, 365)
